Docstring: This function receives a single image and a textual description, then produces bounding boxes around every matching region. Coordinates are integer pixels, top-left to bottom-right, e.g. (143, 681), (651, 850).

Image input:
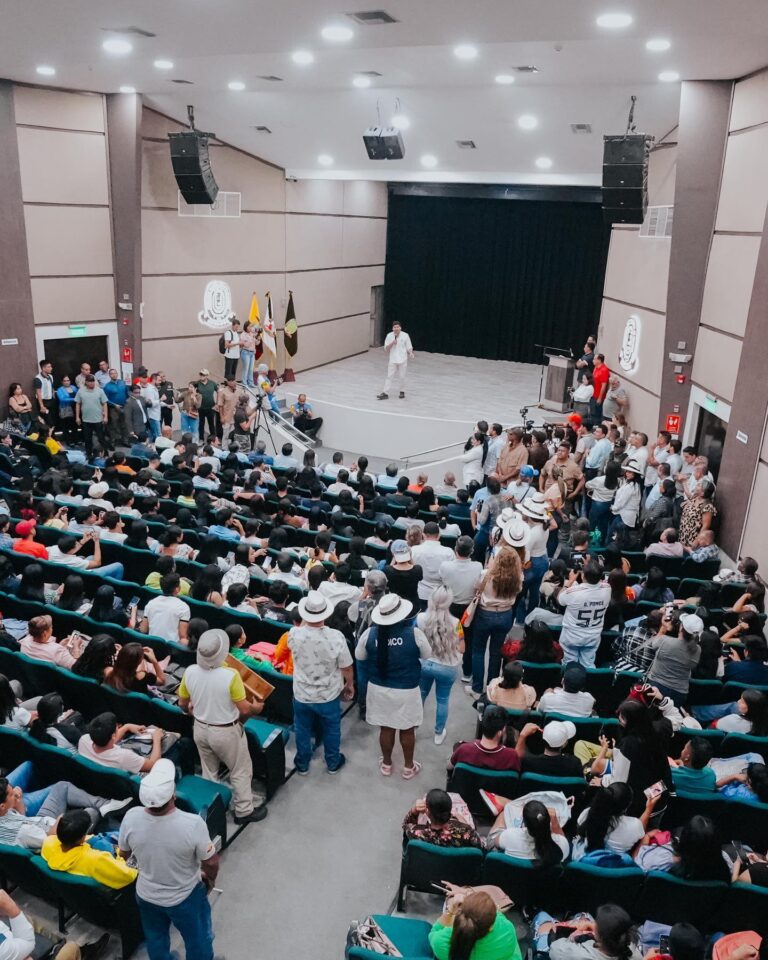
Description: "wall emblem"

(618, 314), (640, 374)
(198, 280), (235, 330)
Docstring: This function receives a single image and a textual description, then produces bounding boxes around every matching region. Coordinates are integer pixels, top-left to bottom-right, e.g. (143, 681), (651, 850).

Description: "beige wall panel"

(343, 180), (389, 218)
(142, 138), (183, 209)
(31, 276), (115, 325)
(18, 127), (108, 204)
(760, 426), (768, 464)
(285, 214), (343, 271)
(342, 217), (388, 267)
(700, 234), (761, 338)
(598, 298), (665, 397)
(24, 206), (113, 276)
(715, 126), (768, 233)
(14, 87), (104, 132)
(286, 179), (344, 215)
(730, 70), (768, 132)
(602, 227), (671, 314)
(288, 265), (384, 325)
(142, 109), (187, 140)
(691, 327), (743, 402)
(142, 273), (286, 340)
(142, 209), (285, 274)
(648, 146), (677, 206)
(737, 461), (768, 568)
(292, 314), (370, 372)
(142, 334), (223, 388)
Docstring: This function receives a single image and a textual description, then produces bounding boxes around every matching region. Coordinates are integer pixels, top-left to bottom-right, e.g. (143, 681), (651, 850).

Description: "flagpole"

(282, 289), (297, 382)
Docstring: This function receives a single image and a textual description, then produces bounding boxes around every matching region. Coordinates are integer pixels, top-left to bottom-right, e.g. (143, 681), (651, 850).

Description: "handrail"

(400, 437), (467, 464)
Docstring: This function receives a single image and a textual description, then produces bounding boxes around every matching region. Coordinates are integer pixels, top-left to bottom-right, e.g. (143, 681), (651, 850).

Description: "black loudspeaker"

(363, 126), (405, 160)
(169, 132), (219, 205)
(602, 134), (650, 224)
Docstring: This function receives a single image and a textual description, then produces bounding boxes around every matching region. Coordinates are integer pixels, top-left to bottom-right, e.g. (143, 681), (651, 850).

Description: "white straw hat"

(501, 515), (531, 548)
(371, 593), (414, 625)
(298, 590), (335, 623)
(515, 492), (549, 522)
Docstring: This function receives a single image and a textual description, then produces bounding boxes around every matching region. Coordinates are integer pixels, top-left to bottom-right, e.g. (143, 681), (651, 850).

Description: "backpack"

(218, 334), (226, 354)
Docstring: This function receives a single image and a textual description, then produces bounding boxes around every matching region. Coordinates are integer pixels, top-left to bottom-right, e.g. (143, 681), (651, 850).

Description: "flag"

(262, 291), (277, 368)
(248, 292), (263, 360)
(284, 291), (298, 358)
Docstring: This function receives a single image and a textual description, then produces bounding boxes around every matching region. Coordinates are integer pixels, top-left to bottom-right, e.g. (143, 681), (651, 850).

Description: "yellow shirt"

(41, 836), (137, 889)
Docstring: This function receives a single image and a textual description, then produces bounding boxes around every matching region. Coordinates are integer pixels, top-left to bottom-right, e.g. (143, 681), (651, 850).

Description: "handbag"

(461, 573), (488, 628)
(345, 917), (402, 957)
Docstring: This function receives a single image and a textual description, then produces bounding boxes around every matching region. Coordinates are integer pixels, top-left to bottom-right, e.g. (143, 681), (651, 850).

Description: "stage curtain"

(383, 193), (610, 364)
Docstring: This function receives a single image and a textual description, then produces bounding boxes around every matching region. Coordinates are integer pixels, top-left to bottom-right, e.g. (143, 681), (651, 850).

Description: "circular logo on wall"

(618, 314), (640, 374)
(198, 280), (235, 330)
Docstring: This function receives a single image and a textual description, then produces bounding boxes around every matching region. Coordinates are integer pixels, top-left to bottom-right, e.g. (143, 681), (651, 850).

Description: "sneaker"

(77, 933), (112, 960)
(327, 753), (346, 774)
(479, 789), (503, 817)
(98, 797), (133, 817)
(399, 391), (405, 399)
(295, 767), (310, 776)
(377, 392), (388, 399)
(233, 803), (268, 824)
(434, 729), (447, 745)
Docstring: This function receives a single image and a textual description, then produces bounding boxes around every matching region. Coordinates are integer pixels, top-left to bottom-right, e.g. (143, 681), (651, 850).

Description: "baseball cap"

(542, 720), (576, 749)
(566, 412), (582, 426)
(391, 540), (412, 562)
(139, 758), (176, 808)
(680, 613), (704, 637)
(562, 662), (587, 693)
(520, 465), (539, 479)
(15, 519), (36, 537)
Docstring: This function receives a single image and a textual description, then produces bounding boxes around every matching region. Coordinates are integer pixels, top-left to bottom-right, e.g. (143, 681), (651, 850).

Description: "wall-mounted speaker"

(602, 134), (651, 224)
(169, 132), (219, 205)
(363, 126), (405, 160)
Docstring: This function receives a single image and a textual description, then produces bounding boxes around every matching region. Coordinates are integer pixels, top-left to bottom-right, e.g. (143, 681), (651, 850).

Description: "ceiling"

(3, 0), (768, 184)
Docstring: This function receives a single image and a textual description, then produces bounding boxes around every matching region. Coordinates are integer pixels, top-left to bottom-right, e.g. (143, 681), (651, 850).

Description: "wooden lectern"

(542, 352), (576, 413)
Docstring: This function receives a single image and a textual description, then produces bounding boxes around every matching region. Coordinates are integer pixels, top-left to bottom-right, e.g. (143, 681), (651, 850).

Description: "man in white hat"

(288, 591), (354, 775)
(118, 759), (219, 960)
(178, 629), (267, 825)
(515, 719), (583, 778)
(556, 559), (611, 668)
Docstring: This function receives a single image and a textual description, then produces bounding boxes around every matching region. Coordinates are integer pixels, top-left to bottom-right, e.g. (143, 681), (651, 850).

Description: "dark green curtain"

(384, 193), (610, 364)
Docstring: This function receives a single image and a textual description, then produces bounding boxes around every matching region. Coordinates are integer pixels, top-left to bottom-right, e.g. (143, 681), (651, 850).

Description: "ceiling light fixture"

(535, 156), (553, 169)
(154, 59), (174, 70)
(517, 114), (539, 130)
(317, 154), (334, 166)
(495, 73), (515, 85)
(292, 49), (314, 65)
(228, 80), (246, 91)
(321, 24), (354, 42)
(102, 37), (133, 55)
(420, 154), (438, 168)
(645, 38), (671, 52)
(353, 75), (372, 88)
(658, 70), (680, 82)
(36, 65), (56, 76)
(596, 12), (634, 29)
(454, 43), (478, 61)
(119, 85), (136, 94)
(391, 113), (410, 130)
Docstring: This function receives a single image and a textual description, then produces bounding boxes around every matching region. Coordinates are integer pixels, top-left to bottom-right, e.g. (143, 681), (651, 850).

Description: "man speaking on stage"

(377, 321), (414, 400)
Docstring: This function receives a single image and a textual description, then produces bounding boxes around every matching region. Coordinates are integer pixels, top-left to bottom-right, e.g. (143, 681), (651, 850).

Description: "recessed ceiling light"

(119, 85), (136, 94)
(596, 12), (634, 29)
(454, 44), (478, 61)
(154, 59), (174, 70)
(317, 154), (334, 166)
(228, 80), (246, 91)
(495, 74), (515, 85)
(645, 38), (671, 52)
(36, 65), (56, 76)
(102, 37), (133, 55)
(353, 75), (371, 88)
(391, 113), (410, 130)
(658, 70), (680, 82)
(420, 154), (438, 168)
(321, 24), (354, 42)
(535, 157), (553, 170)
(517, 114), (539, 130)
(291, 49), (314, 65)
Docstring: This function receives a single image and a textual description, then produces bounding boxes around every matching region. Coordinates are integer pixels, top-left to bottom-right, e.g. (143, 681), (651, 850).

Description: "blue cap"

(520, 465), (539, 478)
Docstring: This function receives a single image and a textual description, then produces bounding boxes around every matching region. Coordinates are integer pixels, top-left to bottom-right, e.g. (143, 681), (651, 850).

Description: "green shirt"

(195, 380), (218, 410)
(672, 765), (717, 796)
(429, 914), (522, 960)
(75, 386), (107, 423)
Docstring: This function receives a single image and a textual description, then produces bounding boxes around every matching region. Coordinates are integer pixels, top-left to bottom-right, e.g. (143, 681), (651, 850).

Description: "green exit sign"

(68, 324), (87, 338)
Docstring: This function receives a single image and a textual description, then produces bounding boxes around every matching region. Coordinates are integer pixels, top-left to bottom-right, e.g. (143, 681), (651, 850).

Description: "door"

(370, 284), (385, 347)
(694, 407), (727, 482)
(42, 335), (109, 384)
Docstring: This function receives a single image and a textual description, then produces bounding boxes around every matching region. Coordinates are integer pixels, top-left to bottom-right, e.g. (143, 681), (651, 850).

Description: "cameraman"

(556, 559), (611, 667)
(255, 363), (280, 414)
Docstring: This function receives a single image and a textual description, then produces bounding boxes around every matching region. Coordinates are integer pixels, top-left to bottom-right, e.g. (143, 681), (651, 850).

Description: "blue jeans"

(589, 500), (612, 546)
(419, 660), (460, 734)
(240, 349), (255, 387)
(560, 634), (601, 668)
(180, 413), (199, 435)
(515, 555), (549, 624)
(8, 761), (103, 816)
(356, 659), (369, 708)
(692, 701), (739, 725)
(608, 514), (627, 542)
(472, 607), (513, 694)
(147, 418), (161, 440)
(137, 882), (213, 960)
(294, 696), (342, 771)
(95, 561), (124, 580)
(8, 761), (52, 815)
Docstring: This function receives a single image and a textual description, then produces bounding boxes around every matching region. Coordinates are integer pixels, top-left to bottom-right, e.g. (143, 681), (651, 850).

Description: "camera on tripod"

(519, 406), (535, 432)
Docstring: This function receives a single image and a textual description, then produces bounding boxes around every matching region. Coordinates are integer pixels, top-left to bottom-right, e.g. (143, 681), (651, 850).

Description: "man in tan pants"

(178, 629), (267, 824)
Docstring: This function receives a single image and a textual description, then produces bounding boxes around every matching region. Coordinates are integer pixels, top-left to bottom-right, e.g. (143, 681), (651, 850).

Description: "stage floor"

(289, 349), (546, 423)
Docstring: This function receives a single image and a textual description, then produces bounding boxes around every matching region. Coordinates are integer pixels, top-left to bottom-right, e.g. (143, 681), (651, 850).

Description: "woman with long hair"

(28, 692), (85, 751)
(490, 797), (569, 865)
(417, 586), (464, 744)
(461, 432), (488, 489)
(89, 583), (135, 629)
(471, 549), (522, 696)
(18, 563), (46, 604)
(105, 641), (165, 695)
(670, 816), (730, 883)
(55, 574), (90, 614)
(608, 461), (644, 544)
(631, 566), (674, 605)
(71, 633), (118, 681)
(154, 524), (197, 561)
(0, 673), (32, 729)
(196, 534), (230, 571)
(695, 687), (768, 736)
(547, 904), (640, 960)
(191, 564), (225, 606)
(417, 486), (439, 513)
(125, 519), (152, 551)
(573, 783), (656, 859)
(503, 618), (563, 663)
(8, 382), (33, 432)
(340, 535), (374, 572)
(365, 520), (391, 549)
(428, 889), (521, 960)
(486, 660), (536, 711)
(586, 460), (622, 546)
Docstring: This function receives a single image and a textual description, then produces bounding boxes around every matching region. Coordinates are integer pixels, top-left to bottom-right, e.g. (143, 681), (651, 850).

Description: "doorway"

(42, 335), (110, 384)
(370, 285), (385, 347)
(694, 408), (727, 482)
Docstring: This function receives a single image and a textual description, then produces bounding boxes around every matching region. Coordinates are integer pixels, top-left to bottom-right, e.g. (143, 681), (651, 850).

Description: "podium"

(542, 353), (576, 413)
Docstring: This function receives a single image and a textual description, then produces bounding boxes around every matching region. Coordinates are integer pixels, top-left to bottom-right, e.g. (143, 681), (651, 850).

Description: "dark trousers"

(137, 883), (213, 960)
(107, 405), (127, 446)
(224, 357), (239, 380)
(450, 601), (473, 678)
(81, 420), (106, 454)
(294, 414), (323, 438)
(198, 409), (217, 441)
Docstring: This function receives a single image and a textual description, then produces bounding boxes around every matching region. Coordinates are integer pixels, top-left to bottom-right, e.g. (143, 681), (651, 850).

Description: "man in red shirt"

(12, 519), (48, 560)
(448, 706), (520, 772)
(591, 353), (610, 422)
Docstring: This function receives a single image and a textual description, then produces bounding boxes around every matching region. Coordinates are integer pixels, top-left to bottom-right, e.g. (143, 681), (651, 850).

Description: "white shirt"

(461, 445), (485, 487)
(558, 581), (611, 649)
(573, 810), (645, 859)
(143, 594), (190, 643)
(160, 446), (179, 465)
(384, 330), (413, 364)
(411, 539), (455, 601)
(78, 734), (144, 774)
(224, 328), (241, 359)
(484, 435), (506, 477)
(498, 826), (570, 862)
(644, 444), (670, 486)
(319, 580), (362, 604)
(141, 384), (161, 422)
(538, 688), (595, 717)
(627, 445), (649, 475)
(46, 545), (90, 569)
(611, 481), (642, 525)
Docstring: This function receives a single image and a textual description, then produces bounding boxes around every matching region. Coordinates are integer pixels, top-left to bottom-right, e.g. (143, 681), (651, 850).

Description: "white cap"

(680, 613), (705, 637)
(139, 758), (176, 808)
(542, 720), (576, 748)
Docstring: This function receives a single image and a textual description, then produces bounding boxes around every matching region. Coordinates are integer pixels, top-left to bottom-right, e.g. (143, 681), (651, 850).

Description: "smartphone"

(659, 936), (670, 955)
(128, 596), (140, 610)
(644, 780), (667, 800)
(430, 882), (448, 893)
(329, 540), (337, 555)
(262, 556), (273, 571)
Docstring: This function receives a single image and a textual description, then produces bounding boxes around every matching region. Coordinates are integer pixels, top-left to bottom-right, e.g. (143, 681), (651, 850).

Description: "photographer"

(556, 560), (611, 667)
(256, 363), (281, 413)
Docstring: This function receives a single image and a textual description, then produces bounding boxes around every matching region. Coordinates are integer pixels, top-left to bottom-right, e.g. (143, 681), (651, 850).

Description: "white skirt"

(365, 682), (424, 730)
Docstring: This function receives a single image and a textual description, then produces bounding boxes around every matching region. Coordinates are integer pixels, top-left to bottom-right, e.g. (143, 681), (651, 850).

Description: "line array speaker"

(602, 134), (651, 224)
(169, 131), (219, 205)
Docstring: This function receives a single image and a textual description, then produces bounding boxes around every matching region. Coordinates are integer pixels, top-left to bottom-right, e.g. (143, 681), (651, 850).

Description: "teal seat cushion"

(176, 774), (233, 810)
(245, 717), (289, 747)
(348, 915), (433, 959)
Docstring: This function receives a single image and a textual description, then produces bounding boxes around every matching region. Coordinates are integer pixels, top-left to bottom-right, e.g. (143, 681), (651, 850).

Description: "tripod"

(250, 394), (278, 454)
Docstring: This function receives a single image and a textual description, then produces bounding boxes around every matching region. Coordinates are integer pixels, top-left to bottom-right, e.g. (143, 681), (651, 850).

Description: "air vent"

(514, 65), (539, 73)
(253, 125), (272, 134)
(347, 10), (399, 24)
(100, 25), (156, 37)
(456, 139), (476, 150)
(170, 79), (194, 85)
(639, 205), (674, 238)
(570, 123), (593, 134)
(178, 191), (241, 219)
(257, 75), (284, 82)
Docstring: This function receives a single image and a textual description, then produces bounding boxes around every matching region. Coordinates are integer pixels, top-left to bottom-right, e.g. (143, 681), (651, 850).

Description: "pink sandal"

(401, 761), (422, 780)
(379, 757), (393, 776)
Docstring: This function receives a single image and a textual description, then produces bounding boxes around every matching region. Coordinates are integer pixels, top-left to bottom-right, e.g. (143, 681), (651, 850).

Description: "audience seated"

(42, 808), (137, 889)
(448, 706), (520, 771)
(538, 663), (596, 717)
(402, 788), (482, 849)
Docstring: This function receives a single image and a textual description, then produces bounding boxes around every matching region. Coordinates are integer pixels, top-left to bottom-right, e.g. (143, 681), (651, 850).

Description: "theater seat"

(446, 763), (520, 821)
(561, 861), (645, 915)
(481, 851), (563, 912)
(397, 840), (483, 911)
(634, 871), (728, 930)
(347, 915), (433, 960)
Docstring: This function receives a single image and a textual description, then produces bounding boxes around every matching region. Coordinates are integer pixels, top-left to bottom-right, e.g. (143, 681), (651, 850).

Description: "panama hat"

(623, 458), (644, 476)
(196, 628), (229, 670)
(298, 590), (335, 623)
(501, 514), (531, 548)
(515, 492), (549, 522)
(495, 507), (517, 531)
(371, 593), (414, 626)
